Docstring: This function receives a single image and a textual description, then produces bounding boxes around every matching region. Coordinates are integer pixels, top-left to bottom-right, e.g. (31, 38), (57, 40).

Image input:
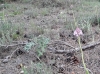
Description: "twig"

(48, 40), (75, 49)
(52, 40), (100, 54)
(9, 47), (20, 59)
(2, 47), (20, 63)
(0, 42), (28, 48)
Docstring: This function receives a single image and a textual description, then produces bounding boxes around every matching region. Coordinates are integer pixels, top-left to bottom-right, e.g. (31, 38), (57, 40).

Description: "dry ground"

(0, 0), (100, 74)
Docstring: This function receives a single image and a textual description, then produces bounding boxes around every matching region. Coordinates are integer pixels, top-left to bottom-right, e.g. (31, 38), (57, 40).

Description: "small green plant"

(22, 62), (53, 74)
(24, 8), (39, 18)
(0, 3), (24, 45)
(24, 35), (49, 57)
(35, 35), (49, 57)
(0, 19), (24, 45)
(0, 21), (17, 45)
(13, 10), (22, 15)
(40, 8), (49, 16)
(0, 12), (4, 19)
(12, 7), (23, 15)
(95, 5), (100, 28)
(24, 42), (35, 52)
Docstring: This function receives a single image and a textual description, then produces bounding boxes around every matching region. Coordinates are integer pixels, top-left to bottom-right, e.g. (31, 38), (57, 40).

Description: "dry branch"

(0, 41), (28, 48)
(49, 40), (100, 54)
(48, 40), (76, 49)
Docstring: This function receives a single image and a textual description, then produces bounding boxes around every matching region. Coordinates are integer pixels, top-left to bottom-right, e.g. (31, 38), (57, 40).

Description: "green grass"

(22, 62), (53, 74)
(40, 8), (50, 16)
(0, 21), (17, 45)
(68, 0), (100, 32)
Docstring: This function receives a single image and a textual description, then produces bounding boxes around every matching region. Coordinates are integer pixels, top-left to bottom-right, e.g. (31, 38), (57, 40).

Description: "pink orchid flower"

(73, 27), (83, 37)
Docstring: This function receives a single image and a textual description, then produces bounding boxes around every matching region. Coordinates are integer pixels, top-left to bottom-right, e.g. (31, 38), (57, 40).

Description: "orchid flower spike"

(73, 27), (83, 37)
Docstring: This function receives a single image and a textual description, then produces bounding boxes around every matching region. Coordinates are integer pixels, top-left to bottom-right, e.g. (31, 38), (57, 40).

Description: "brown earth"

(0, 0), (100, 74)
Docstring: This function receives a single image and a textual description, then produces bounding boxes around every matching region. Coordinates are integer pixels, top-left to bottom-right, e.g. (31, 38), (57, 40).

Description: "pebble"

(20, 70), (24, 74)
(2, 59), (9, 63)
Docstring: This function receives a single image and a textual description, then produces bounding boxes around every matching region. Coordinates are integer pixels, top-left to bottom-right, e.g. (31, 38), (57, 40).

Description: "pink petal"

(73, 27), (83, 37)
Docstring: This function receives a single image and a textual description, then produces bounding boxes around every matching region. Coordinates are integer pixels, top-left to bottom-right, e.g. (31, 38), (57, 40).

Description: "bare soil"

(0, 1), (100, 74)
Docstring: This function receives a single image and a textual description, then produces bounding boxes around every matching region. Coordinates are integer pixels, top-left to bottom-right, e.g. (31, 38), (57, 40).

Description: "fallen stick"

(53, 40), (100, 54)
(48, 40), (76, 49)
(0, 41), (28, 48)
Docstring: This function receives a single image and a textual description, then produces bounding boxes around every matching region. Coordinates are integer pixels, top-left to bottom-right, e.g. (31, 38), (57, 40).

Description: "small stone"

(20, 70), (24, 74)
(2, 59), (9, 63)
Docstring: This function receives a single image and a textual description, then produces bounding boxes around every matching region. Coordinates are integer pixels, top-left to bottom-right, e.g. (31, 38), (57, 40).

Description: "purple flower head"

(73, 27), (83, 37)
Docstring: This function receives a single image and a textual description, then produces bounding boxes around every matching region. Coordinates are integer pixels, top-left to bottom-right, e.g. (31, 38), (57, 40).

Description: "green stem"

(3, 8), (5, 22)
(78, 36), (89, 74)
(73, 12), (77, 28)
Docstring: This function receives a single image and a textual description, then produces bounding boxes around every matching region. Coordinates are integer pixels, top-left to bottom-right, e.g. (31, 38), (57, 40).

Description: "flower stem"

(78, 36), (89, 74)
